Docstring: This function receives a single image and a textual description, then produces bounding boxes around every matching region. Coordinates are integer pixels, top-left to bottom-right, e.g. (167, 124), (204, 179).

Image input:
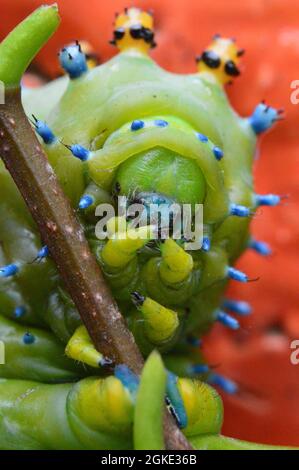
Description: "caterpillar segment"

(0, 354), (224, 450)
(0, 5), (285, 450)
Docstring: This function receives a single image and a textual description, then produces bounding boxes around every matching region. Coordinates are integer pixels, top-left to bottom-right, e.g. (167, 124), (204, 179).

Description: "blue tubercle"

(217, 311), (240, 330)
(255, 194), (281, 207)
(154, 119), (169, 128)
(32, 116), (57, 145)
(249, 239), (272, 256)
(249, 102), (282, 134)
(66, 144), (91, 162)
(196, 132), (208, 143)
(37, 246), (49, 260)
(227, 266), (248, 283)
(114, 365), (140, 399)
(79, 195), (94, 210)
(59, 42), (88, 79)
(223, 299), (251, 316)
(23, 332), (35, 345)
(166, 372), (188, 429)
(0, 264), (19, 278)
(213, 146), (224, 161)
(14, 306), (26, 319)
(131, 120), (145, 131)
(202, 236), (211, 252)
(190, 364), (210, 375)
(230, 203), (251, 217)
(208, 373), (238, 395)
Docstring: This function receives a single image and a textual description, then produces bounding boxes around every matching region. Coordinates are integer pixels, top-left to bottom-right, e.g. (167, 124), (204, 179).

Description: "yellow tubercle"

(160, 239), (194, 284)
(72, 377), (134, 433)
(134, 294), (179, 344)
(65, 325), (103, 368)
(196, 35), (244, 85)
(177, 378), (197, 421)
(111, 7), (155, 54)
(177, 378), (223, 436)
(101, 376), (134, 427)
(106, 216), (127, 237)
(101, 225), (155, 268)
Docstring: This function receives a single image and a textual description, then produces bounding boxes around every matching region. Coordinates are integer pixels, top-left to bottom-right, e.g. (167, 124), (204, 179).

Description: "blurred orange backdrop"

(1, 0), (299, 445)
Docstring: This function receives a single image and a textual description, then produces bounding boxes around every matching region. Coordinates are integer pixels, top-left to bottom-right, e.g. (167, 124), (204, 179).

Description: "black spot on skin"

(131, 291), (145, 307)
(224, 60), (240, 76)
(99, 356), (115, 368)
(112, 181), (121, 201)
(130, 24), (143, 39)
(143, 28), (154, 44)
(114, 181), (121, 194)
(200, 50), (221, 69)
(129, 25), (156, 47)
(114, 27), (126, 40)
(166, 401), (183, 428)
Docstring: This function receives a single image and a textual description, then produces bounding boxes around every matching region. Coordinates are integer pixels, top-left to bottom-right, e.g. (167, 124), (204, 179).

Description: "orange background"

(1, 0), (299, 445)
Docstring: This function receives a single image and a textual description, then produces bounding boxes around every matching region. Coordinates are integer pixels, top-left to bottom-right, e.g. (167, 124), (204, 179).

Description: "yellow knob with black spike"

(111, 7), (156, 54)
(196, 35), (244, 85)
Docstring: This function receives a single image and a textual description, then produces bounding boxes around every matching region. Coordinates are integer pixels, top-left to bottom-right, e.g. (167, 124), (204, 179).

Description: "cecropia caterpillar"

(0, 5), (289, 450)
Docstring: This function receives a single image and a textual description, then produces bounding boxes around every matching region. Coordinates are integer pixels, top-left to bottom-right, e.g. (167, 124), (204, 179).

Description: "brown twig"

(0, 87), (193, 451)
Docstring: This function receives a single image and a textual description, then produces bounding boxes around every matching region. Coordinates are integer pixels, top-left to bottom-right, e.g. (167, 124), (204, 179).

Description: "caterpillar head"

(111, 7), (156, 53)
(196, 35), (244, 84)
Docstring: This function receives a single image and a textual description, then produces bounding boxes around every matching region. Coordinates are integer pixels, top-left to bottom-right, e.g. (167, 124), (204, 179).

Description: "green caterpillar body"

(0, 6), (282, 450)
(3, 49), (255, 334)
